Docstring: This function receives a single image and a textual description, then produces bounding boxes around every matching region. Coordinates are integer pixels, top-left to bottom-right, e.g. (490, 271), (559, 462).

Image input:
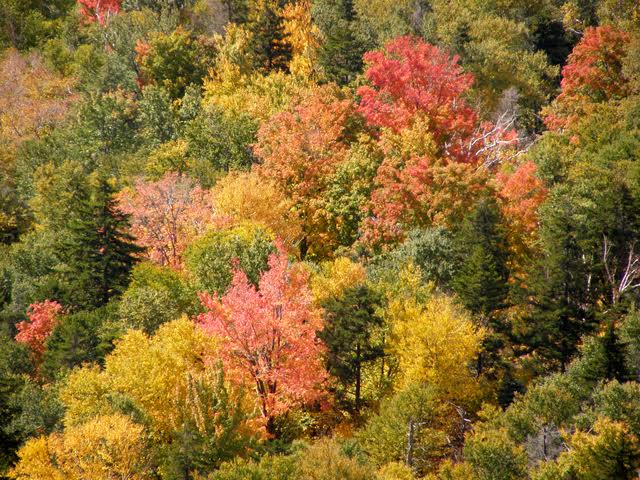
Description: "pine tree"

(600, 320), (628, 383)
(520, 196), (597, 371)
(452, 198), (510, 378)
(312, 0), (367, 85)
(453, 198), (510, 319)
(318, 285), (384, 413)
(246, 0), (293, 72)
(60, 176), (143, 310)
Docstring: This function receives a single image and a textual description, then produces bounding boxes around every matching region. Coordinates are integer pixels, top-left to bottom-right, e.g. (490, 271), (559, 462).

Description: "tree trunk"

(355, 342), (361, 412)
(406, 418), (415, 467)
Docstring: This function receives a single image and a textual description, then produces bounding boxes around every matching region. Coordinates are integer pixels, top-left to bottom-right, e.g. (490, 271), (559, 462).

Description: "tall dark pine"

(247, 0), (292, 73)
(312, 0), (367, 85)
(318, 285), (383, 413)
(60, 176), (143, 309)
(453, 198), (510, 319)
(452, 198), (510, 378)
(520, 197), (596, 371)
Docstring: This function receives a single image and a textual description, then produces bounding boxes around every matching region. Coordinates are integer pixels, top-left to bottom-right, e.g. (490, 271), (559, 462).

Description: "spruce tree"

(520, 196), (597, 371)
(600, 320), (629, 383)
(60, 176), (143, 310)
(453, 198), (510, 319)
(312, 0), (367, 85)
(452, 198), (510, 378)
(318, 285), (384, 413)
(246, 0), (292, 73)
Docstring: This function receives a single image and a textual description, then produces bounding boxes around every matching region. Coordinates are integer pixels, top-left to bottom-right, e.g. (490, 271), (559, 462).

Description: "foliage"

(197, 249), (327, 426)
(212, 171), (303, 252)
(544, 25), (632, 130)
(15, 300), (63, 365)
(254, 84), (355, 258)
(184, 224), (275, 294)
(117, 172), (215, 268)
(386, 269), (484, 400)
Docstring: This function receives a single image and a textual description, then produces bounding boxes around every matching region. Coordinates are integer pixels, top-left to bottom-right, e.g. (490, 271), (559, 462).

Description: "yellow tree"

(385, 267), (484, 401)
(60, 318), (257, 476)
(9, 414), (149, 480)
(282, 0), (322, 80)
(311, 257), (367, 305)
(212, 170), (303, 253)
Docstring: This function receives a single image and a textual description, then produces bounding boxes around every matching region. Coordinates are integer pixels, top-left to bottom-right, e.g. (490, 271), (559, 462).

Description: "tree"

(197, 249), (327, 430)
(245, 0), (292, 72)
(78, 0), (121, 24)
(254, 85), (355, 258)
(9, 414), (150, 480)
(312, 0), (367, 85)
(211, 171), (303, 252)
(319, 284), (384, 412)
(386, 268), (484, 400)
(544, 25), (632, 130)
(452, 199), (510, 318)
(60, 318), (257, 476)
(535, 418), (640, 480)
(452, 198), (511, 378)
(184, 224), (275, 294)
(135, 27), (215, 99)
(282, 0), (322, 79)
(14, 300), (63, 365)
(357, 35), (475, 140)
(363, 120), (492, 245)
(117, 172), (216, 268)
(117, 262), (196, 334)
(518, 191), (598, 371)
(496, 161), (547, 275)
(0, 50), (76, 148)
(464, 428), (528, 480)
(41, 309), (113, 379)
(359, 384), (451, 475)
(60, 176), (143, 309)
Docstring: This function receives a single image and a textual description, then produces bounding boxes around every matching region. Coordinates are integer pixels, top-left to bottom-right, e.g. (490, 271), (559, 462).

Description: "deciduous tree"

(197, 249), (327, 429)
(117, 172), (217, 268)
(15, 300), (63, 365)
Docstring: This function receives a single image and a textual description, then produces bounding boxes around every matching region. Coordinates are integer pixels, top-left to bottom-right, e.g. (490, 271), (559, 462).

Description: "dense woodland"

(2, 0), (640, 478)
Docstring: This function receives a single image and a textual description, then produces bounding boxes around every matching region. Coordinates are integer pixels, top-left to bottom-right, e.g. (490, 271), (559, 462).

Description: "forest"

(2, 0), (640, 478)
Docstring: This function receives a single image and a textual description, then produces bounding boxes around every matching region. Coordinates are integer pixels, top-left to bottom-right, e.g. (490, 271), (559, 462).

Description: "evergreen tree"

(59, 176), (143, 310)
(40, 309), (114, 380)
(599, 320), (629, 383)
(519, 196), (597, 371)
(453, 198), (510, 319)
(312, 0), (367, 85)
(452, 198), (510, 377)
(246, 0), (292, 72)
(318, 285), (384, 413)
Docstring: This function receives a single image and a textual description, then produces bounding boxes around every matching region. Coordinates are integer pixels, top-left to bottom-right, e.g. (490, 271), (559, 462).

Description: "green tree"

(312, 0), (367, 84)
(359, 384), (450, 475)
(183, 224), (275, 294)
(40, 308), (115, 380)
(453, 198), (510, 318)
(318, 284), (383, 412)
(452, 198), (510, 378)
(59, 176), (143, 309)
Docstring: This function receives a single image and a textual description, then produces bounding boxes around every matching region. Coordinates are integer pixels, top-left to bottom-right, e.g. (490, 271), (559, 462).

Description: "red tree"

(117, 173), (219, 268)
(254, 85), (354, 257)
(15, 300), (63, 364)
(78, 0), (121, 24)
(197, 249), (327, 428)
(357, 36), (519, 245)
(544, 26), (631, 130)
(357, 36), (476, 151)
